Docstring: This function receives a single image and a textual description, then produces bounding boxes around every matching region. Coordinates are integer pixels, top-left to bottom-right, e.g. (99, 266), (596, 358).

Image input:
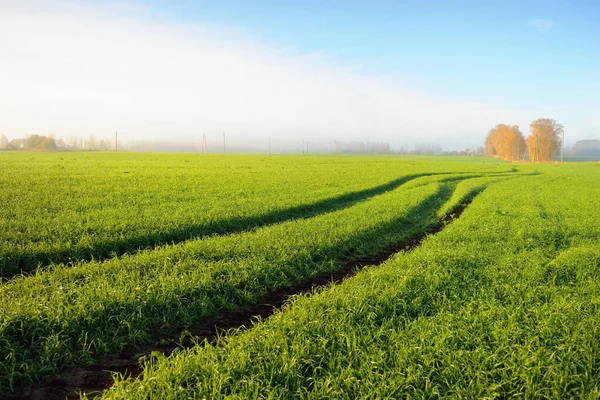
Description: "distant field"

(0, 153), (599, 398)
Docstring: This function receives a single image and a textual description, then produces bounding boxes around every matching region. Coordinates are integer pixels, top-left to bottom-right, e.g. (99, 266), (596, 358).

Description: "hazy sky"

(1, 0), (599, 149)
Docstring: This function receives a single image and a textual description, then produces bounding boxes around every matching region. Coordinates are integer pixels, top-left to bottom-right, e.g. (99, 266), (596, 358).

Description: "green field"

(1, 153), (599, 398)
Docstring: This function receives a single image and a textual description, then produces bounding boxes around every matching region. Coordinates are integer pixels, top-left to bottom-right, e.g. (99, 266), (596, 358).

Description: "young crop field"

(0, 153), (598, 399)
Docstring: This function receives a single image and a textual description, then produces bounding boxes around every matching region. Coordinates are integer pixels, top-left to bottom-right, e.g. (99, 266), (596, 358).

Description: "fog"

(1, 1), (592, 150)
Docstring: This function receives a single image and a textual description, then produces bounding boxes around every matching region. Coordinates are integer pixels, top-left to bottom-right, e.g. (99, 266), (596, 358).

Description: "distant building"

(8, 139), (26, 150)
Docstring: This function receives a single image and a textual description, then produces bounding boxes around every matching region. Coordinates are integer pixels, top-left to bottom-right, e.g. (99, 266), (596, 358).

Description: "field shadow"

(2, 172), (458, 279)
(2, 178), (491, 396)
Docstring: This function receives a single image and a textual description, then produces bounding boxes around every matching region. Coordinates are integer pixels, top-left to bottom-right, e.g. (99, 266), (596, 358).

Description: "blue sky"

(2, 0), (599, 148)
(147, 0), (600, 106)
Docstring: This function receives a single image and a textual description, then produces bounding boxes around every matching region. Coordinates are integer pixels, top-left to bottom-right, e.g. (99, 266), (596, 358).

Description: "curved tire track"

(3, 187), (482, 400)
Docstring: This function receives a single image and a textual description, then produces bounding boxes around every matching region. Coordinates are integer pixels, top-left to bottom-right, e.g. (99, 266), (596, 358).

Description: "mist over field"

(1, 0), (598, 150)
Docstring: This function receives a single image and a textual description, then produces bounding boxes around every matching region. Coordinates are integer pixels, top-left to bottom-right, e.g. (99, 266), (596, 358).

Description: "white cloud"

(0, 0), (556, 149)
(529, 18), (555, 33)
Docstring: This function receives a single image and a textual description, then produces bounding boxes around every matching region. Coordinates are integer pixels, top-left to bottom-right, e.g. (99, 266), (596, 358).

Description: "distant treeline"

(0, 134), (115, 151)
(570, 139), (600, 157)
(332, 141), (485, 156)
(333, 140), (391, 154)
(5, 130), (592, 158)
(1, 134), (58, 151)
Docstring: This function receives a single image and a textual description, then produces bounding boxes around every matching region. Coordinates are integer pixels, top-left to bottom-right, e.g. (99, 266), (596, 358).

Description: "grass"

(0, 154), (521, 390)
(99, 164), (600, 399)
(0, 153), (510, 278)
(2, 153), (598, 398)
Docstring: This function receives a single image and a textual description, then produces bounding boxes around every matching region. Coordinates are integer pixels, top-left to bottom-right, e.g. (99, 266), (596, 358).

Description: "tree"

(504, 125), (526, 161)
(40, 137), (56, 150)
(87, 135), (96, 150)
(0, 134), (7, 149)
(25, 134), (56, 150)
(484, 124), (526, 161)
(26, 134), (44, 149)
(485, 130), (496, 157)
(570, 139), (600, 157)
(527, 118), (563, 162)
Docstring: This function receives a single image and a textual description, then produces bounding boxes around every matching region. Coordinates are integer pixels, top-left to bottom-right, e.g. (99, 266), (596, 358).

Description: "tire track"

(3, 187), (481, 400)
(3, 172), (447, 280)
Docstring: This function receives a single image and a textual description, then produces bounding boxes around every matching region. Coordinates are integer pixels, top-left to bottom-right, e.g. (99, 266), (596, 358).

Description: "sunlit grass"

(101, 164), (600, 399)
(0, 154), (520, 390)
(3, 153), (512, 277)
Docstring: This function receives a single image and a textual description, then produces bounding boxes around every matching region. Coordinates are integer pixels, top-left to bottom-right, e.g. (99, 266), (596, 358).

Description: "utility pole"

(201, 133), (208, 154)
(561, 129), (565, 163)
(115, 131), (118, 152)
(302, 138), (304, 155)
(268, 137), (271, 156)
(223, 131), (226, 154)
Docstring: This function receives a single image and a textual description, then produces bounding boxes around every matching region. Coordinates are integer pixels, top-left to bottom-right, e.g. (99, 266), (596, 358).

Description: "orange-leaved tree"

(526, 118), (563, 162)
(484, 124), (526, 161)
